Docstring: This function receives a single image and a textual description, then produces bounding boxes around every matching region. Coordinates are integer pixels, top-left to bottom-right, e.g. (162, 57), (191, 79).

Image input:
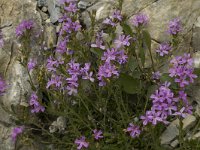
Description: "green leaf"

(142, 30), (151, 50)
(90, 48), (103, 57)
(120, 74), (141, 94)
(121, 23), (133, 36)
(128, 56), (137, 72)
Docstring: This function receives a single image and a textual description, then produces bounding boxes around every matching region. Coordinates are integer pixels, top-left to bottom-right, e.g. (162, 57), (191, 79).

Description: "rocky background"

(1, 0), (200, 149)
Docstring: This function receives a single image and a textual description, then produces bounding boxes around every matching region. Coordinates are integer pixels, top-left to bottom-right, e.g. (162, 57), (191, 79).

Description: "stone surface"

(37, 0), (47, 7)
(78, 0), (97, 10)
(160, 115), (196, 145)
(81, 0), (115, 27)
(44, 23), (57, 48)
(47, 0), (61, 23)
(0, 0), (43, 149)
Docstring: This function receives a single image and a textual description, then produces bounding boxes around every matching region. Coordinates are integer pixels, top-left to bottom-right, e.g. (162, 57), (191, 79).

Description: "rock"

(81, 0), (116, 27)
(49, 116), (66, 133)
(78, 0), (97, 10)
(192, 16), (200, 52)
(44, 23), (57, 48)
(122, 0), (155, 17)
(39, 10), (49, 21)
(42, 6), (48, 12)
(0, 0), (43, 149)
(129, 0), (200, 42)
(37, 0), (47, 7)
(160, 119), (179, 145)
(160, 114), (196, 145)
(191, 131), (200, 140)
(47, 0), (61, 23)
(170, 139), (179, 148)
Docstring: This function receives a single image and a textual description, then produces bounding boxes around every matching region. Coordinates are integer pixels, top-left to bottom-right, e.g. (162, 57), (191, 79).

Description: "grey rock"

(160, 115), (196, 145)
(37, 0), (47, 7)
(81, 0), (116, 27)
(47, 0), (61, 23)
(170, 139), (179, 148)
(44, 23), (57, 48)
(192, 16), (200, 52)
(42, 6), (48, 12)
(78, 0), (97, 9)
(129, 0), (200, 42)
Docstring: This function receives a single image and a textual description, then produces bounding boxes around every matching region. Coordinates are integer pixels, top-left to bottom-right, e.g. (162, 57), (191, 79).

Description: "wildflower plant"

(1, 0), (199, 149)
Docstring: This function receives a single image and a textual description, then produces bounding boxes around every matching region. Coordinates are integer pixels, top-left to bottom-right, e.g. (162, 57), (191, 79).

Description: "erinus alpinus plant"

(1, 0), (199, 149)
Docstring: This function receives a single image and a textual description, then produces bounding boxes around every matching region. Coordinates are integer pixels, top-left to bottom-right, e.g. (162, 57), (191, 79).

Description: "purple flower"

(64, 3), (78, 13)
(112, 10), (122, 21)
(11, 126), (24, 142)
(27, 59), (37, 71)
(173, 107), (187, 118)
(16, 20), (34, 37)
(29, 92), (45, 113)
(75, 136), (89, 150)
(0, 76), (7, 96)
(93, 129), (103, 140)
(152, 71), (161, 80)
(116, 50), (128, 64)
(91, 31), (105, 50)
(156, 43), (172, 56)
(131, 14), (149, 27)
(46, 75), (63, 89)
(101, 48), (117, 63)
(167, 18), (182, 35)
(56, 39), (68, 54)
(169, 53), (197, 88)
(103, 18), (116, 27)
(97, 63), (119, 86)
(46, 56), (64, 72)
(81, 63), (94, 82)
(114, 35), (132, 49)
(126, 123), (141, 138)
(103, 10), (122, 27)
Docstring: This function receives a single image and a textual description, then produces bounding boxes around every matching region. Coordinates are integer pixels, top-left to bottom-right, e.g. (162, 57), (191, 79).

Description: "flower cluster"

(11, 126), (24, 142)
(29, 92), (45, 113)
(97, 48), (127, 86)
(167, 18), (182, 35)
(141, 82), (175, 126)
(131, 13), (149, 27)
(103, 10), (122, 27)
(156, 43), (172, 56)
(0, 76), (7, 96)
(169, 53), (197, 88)
(66, 60), (94, 95)
(15, 20), (34, 37)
